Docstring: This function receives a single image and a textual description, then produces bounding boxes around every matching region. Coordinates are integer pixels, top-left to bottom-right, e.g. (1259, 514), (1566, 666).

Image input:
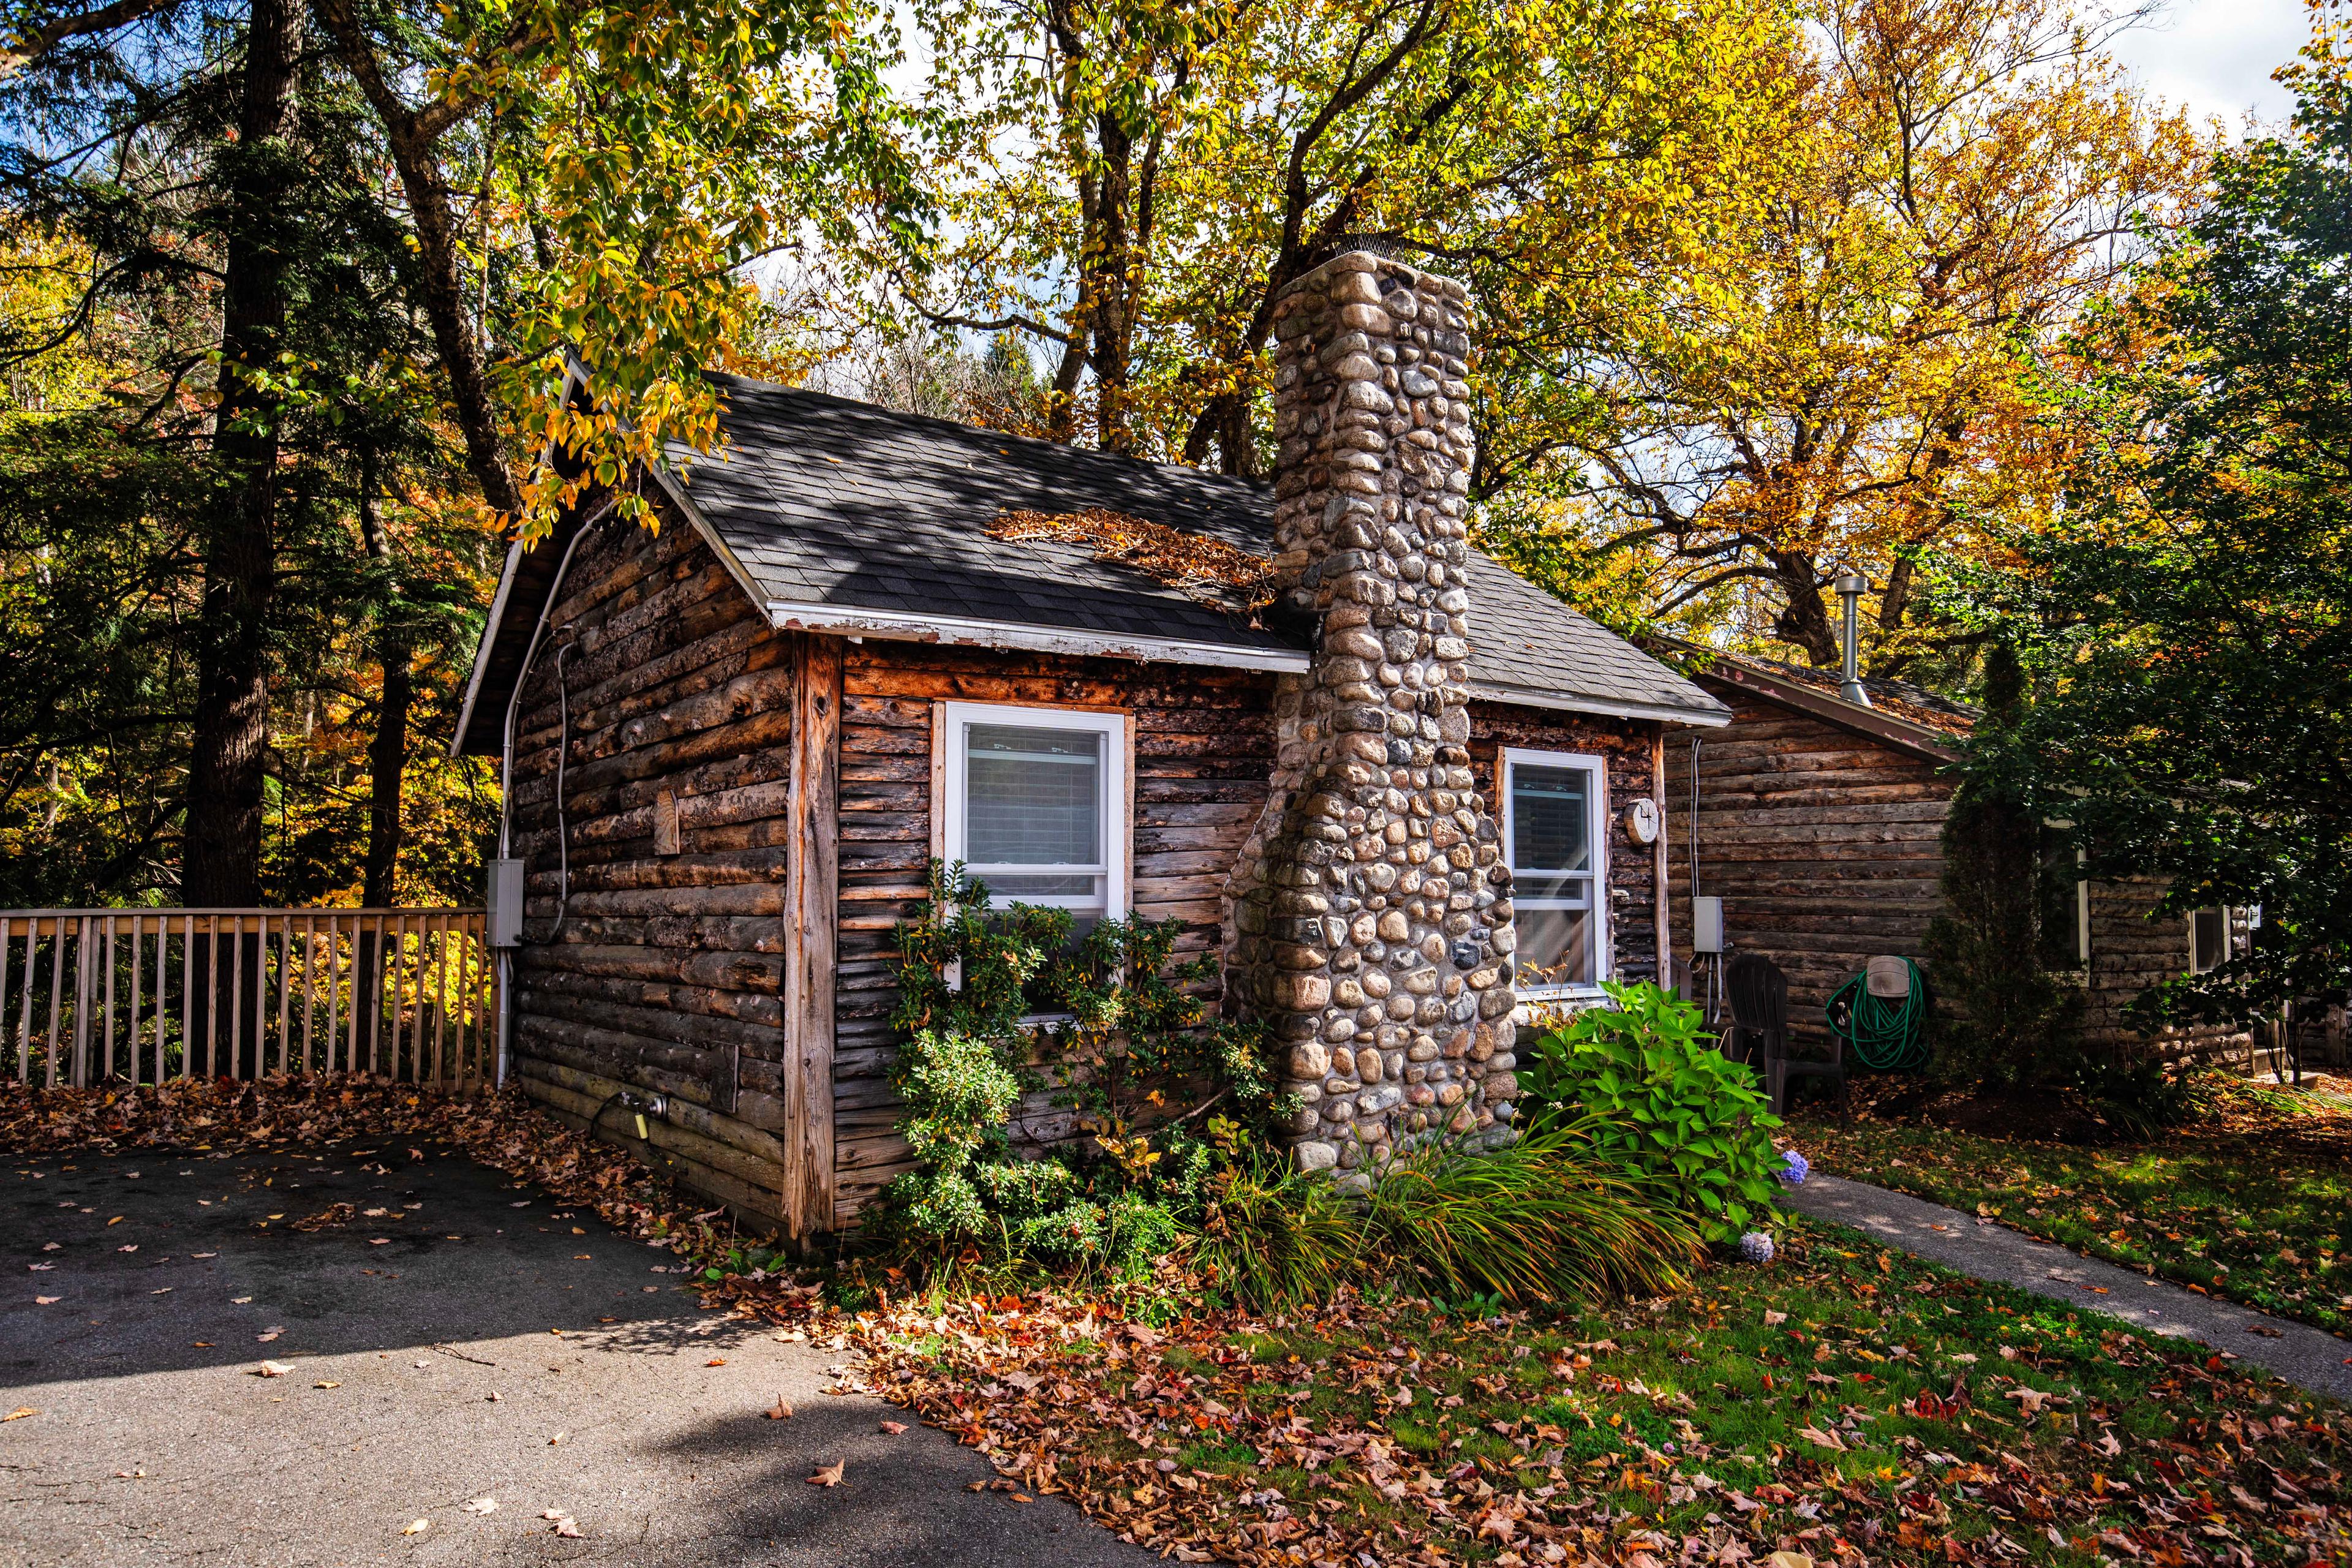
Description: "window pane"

(966, 723), (1101, 868)
(1517, 905), (1593, 988)
(1513, 874), (1591, 903)
(1511, 764), (1592, 875)
(2036, 825), (2082, 970)
(2192, 908), (2227, 973)
(983, 873), (1103, 900)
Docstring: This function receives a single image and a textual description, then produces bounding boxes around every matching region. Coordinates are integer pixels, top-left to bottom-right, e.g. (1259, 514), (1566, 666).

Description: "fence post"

(72, 916), (93, 1087)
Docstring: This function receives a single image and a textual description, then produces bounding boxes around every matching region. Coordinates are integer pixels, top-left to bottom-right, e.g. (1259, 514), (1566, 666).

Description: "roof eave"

(1700, 661), (1960, 760)
(763, 598), (1313, 674)
(1469, 682), (1733, 729)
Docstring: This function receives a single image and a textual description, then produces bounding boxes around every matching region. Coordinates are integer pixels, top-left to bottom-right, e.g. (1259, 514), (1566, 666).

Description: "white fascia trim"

(1470, 681), (1733, 728)
(448, 531), (530, 761)
(764, 598), (1314, 674)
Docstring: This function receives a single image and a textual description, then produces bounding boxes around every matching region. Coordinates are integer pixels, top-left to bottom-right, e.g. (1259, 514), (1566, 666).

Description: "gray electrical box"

(1692, 895), (1724, 955)
(487, 858), (526, 947)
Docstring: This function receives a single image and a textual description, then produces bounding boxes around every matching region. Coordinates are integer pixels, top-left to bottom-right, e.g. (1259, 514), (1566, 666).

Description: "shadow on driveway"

(1, 1144), (1156, 1567)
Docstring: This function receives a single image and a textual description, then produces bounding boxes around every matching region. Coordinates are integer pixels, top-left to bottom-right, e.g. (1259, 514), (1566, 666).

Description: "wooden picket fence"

(0, 909), (497, 1089)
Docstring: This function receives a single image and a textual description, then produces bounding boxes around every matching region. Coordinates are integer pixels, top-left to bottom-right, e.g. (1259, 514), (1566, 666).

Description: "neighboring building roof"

(1686, 647), (1974, 760)
(456, 375), (1729, 754)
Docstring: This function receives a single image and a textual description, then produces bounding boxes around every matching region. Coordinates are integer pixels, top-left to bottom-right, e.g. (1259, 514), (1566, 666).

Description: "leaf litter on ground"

(9, 1074), (2351, 1566)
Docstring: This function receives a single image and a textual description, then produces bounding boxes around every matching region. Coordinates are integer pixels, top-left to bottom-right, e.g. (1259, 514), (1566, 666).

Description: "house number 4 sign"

(1621, 796), (1662, 846)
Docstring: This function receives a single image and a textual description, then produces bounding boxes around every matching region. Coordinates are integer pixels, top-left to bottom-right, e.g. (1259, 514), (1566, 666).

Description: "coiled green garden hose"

(1828, 957), (1930, 1072)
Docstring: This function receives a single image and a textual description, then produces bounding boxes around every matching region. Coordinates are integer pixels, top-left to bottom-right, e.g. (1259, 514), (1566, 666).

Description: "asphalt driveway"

(0, 1142), (1156, 1568)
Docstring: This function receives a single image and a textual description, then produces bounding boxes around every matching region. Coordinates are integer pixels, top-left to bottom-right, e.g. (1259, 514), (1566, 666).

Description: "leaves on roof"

(989, 507), (1275, 618)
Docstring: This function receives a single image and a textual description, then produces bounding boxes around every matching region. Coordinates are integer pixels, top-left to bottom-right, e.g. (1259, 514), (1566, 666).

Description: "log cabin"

(450, 250), (1731, 1240)
(1666, 652), (2250, 1059)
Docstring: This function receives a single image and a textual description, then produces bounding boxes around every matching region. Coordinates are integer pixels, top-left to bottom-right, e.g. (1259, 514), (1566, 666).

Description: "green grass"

(866, 1218), (2352, 1564)
(1794, 1078), (2352, 1333)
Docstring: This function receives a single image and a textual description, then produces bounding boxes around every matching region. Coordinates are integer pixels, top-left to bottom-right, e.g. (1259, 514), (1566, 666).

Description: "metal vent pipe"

(1834, 573), (1872, 707)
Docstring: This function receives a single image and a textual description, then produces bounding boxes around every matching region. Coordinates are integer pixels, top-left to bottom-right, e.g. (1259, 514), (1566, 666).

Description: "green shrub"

(1518, 981), (1782, 1244)
(875, 861), (1278, 1285)
(1363, 1123), (1699, 1305)
(1191, 1156), (1365, 1310)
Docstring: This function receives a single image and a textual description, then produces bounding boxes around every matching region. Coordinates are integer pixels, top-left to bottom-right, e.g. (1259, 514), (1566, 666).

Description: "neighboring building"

(1668, 652), (2248, 1057)
(453, 251), (1730, 1238)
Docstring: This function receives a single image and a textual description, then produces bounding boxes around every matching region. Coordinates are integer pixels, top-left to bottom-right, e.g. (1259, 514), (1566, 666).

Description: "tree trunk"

(358, 483), (410, 910)
(315, 0), (524, 519)
(1769, 551), (1839, 668)
(184, 0), (302, 911)
(1085, 113), (1136, 453)
(182, 0), (302, 1070)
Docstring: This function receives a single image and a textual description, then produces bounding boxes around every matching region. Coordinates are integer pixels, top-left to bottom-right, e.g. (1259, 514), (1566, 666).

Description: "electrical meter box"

(1692, 895), (1724, 955)
(487, 858), (526, 948)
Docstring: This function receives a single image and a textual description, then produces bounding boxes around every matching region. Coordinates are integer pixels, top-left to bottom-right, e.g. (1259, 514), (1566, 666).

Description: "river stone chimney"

(1228, 249), (1518, 1186)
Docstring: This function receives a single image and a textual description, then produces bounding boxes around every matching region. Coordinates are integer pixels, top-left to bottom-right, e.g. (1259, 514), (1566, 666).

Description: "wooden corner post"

(783, 632), (842, 1239)
(1653, 730), (1672, 992)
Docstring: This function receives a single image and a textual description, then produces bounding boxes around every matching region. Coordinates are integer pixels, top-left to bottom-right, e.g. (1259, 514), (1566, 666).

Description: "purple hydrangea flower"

(1739, 1231), (1776, 1265)
(1777, 1149), (1811, 1187)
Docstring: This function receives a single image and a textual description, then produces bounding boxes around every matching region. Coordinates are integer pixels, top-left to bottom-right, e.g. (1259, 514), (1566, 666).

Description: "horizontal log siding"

(2084, 878), (2248, 1060)
(1669, 693), (1954, 1046)
(1672, 686), (2244, 1061)
(831, 643), (1280, 1224)
(505, 513), (797, 1231)
(1465, 705), (1667, 990)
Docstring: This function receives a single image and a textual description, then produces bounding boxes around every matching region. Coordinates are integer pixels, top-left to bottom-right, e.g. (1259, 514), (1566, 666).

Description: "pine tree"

(1921, 644), (2084, 1087)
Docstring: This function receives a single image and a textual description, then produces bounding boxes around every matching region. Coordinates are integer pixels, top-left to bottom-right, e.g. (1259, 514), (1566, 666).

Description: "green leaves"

(1518, 982), (1782, 1245)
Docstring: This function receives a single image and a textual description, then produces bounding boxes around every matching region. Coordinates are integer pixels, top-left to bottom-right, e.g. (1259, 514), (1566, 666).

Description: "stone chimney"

(1227, 249), (1518, 1186)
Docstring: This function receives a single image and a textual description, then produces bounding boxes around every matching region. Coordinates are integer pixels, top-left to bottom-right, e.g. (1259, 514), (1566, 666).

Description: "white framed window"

(938, 702), (1129, 928)
(2037, 821), (2090, 978)
(2188, 907), (2239, 975)
(1500, 747), (1608, 994)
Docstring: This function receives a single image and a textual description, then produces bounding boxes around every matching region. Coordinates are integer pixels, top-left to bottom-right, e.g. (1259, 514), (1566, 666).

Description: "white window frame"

(2187, 907), (2239, 976)
(1499, 746), (1610, 997)
(938, 700), (1130, 922)
(2040, 818), (2090, 980)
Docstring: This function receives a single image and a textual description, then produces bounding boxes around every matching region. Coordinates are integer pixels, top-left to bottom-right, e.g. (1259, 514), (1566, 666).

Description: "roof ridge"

(703, 369), (1273, 499)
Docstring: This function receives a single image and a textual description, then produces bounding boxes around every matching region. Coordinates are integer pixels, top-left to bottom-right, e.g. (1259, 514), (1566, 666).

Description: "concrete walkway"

(0, 1144), (1158, 1568)
(1782, 1173), (2352, 1402)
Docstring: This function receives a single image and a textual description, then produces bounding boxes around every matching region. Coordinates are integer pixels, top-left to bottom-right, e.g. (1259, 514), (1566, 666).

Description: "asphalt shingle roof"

(663, 374), (1725, 723)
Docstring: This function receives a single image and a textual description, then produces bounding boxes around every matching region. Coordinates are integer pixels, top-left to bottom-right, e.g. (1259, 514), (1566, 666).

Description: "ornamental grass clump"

(1191, 1155), (1364, 1310)
(1362, 1123), (1700, 1305)
(1520, 981), (1783, 1245)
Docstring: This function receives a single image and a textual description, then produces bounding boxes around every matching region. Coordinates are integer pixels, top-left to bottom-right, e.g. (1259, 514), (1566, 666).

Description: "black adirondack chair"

(1719, 951), (1785, 1072)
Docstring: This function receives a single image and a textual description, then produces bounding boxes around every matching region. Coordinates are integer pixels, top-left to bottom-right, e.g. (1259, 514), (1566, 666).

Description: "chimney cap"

(1301, 233), (1411, 270)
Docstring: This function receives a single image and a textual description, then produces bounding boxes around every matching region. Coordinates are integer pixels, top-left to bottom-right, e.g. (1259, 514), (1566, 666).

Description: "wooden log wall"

(829, 643), (1281, 1224)
(1464, 704), (1668, 991)
(1668, 684), (2244, 1061)
(1666, 691), (1953, 1046)
(2084, 878), (2247, 1060)
(504, 513), (802, 1232)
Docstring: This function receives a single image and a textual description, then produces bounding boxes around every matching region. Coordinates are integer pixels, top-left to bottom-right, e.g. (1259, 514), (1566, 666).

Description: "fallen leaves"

(807, 1460), (845, 1487)
(880, 1420), (908, 1435)
(541, 1509), (582, 1537)
(2, 1407), (34, 1422)
(765, 1395), (793, 1420)
(400, 1518), (429, 1536)
(987, 507), (1274, 616)
(462, 1497), (497, 1515)
(254, 1361), (293, 1378)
